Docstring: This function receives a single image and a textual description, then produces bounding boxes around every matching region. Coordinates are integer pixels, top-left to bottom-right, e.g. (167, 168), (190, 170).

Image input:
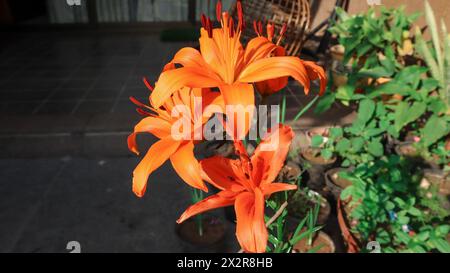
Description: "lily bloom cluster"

(128, 0), (327, 253)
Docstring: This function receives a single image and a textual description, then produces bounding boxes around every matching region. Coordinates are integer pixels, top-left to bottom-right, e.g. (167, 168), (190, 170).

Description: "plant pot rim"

(300, 148), (337, 166)
(293, 230), (336, 253)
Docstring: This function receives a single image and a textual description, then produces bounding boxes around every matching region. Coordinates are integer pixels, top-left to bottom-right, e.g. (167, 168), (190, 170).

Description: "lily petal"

(151, 67), (221, 108)
(176, 190), (238, 223)
(163, 47), (211, 71)
(235, 189), (268, 253)
(170, 141), (208, 192)
(237, 56), (311, 94)
(262, 182), (297, 196)
(132, 138), (181, 197)
(251, 124), (295, 186)
(127, 117), (173, 155)
(200, 156), (247, 192)
(302, 61), (327, 95)
(219, 83), (255, 140)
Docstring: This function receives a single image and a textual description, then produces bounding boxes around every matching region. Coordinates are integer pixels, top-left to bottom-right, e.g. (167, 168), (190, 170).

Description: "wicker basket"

(232, 0), (311, 56)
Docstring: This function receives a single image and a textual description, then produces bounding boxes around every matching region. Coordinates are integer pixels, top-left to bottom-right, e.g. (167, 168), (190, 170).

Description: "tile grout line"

(109, 50), (145, 113)
(31, 58), (91, 115)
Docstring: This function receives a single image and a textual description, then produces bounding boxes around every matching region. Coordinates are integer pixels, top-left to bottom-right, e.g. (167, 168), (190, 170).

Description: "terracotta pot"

(305, 127), (331, 147)
(325, 168), (353, 200)
(422, 169), (450, 197)
(337, 198), (360, 253)
(288, 189), (331, 226)
(300, 147), (337, 191)
(176, 216), (226, 246)
(293, 231), (336, 253)
(276, 161), (302, 183)
(395, 141), (419, 157)
(330, 45), (345, 62)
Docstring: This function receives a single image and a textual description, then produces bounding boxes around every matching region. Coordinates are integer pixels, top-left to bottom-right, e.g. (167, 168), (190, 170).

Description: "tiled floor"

(0, 31), (195, 116)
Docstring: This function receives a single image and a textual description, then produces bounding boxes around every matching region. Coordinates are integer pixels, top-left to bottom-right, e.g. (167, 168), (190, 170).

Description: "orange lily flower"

(128, 78), (224, 197)
(176, 124), (297, 253)
(150, 0), (327, 137)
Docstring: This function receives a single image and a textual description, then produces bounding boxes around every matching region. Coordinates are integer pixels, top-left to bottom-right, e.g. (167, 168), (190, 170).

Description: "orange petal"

(132, 138), (181, 197)
(238, 56), (311, 94)
(163, 47), (211, 71)
(234, 189), (268, 253)
(150, 67), (221, 108)
(170, 141), (208, 192)
(243, 37), (277, 66)
(127, 117), (173, 155)
(302, 61), (327, 95)
(251, 124), (295, 186)
(262, 182), (297, 196)
(176, 190), (238, 223)
(200, 156), (247, 192)
(219, 83), (255, 140)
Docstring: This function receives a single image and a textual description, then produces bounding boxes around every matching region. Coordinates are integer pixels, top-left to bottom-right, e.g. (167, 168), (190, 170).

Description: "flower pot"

(305, 127), (330, 147)
(330, 45), (345, 62)
(300, 147), (337, 191)
(325, 168), (353, 200)
(293, 231), (336, 253)
(176, 216), (226, 247)
(276, 161), (302, 183)
(337, 198), (360, 253)
(288, 189), (331, 226)
(422, 169), (450, 197)
(395, 141), (419, 157)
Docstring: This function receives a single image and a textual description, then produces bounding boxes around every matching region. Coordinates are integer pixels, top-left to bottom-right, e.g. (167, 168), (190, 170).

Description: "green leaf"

(394, 101), (427, 132)
(336, 138), (351, 153)
(351, 137), (365, 152)
(321, 149), (333, 160)
(432, 238), (450, 253)
(368, 140), (384, 157)
(408, 207), (422, 217)
(311, 135), (324, 147)
(357, 66), (392, 78)
(336, 85), (355, 101)
(357, 99), (376, 125)
(329, 127), (343, 138)
(421, 115), (449, 146)
(314, 93), (336, 114)
(340, 186), (353, 200)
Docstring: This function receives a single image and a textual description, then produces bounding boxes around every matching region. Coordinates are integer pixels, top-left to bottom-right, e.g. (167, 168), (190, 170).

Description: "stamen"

(266, 22), (274, 41)
(229, 17), (235, 37)
(216, 0), (222, 22)
(237, 0), (245, 30)
(206, 17), (213, 38)
(129, 96), (148, 108)
(136, 108), (152, 116)
(201, 13), (207, 29)
(277, 23), (287, 45)
(253, 20), (260, 36)
(142, 77), (153, 91)
(258, 21), (263, 36)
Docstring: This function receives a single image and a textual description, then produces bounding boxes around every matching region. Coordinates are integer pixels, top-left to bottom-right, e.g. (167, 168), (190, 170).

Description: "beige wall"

(311, 0), (450, 34)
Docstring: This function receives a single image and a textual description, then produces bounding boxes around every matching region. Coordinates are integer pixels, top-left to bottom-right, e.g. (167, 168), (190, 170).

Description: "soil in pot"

(325, 168), (353, 200)
(293, 231), (335, 253)
(288, 189), (331, 226)
(176, 216), (226, 246)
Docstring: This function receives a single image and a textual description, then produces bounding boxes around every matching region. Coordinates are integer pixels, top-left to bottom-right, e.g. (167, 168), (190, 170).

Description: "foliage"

(340, 156), (450, 253)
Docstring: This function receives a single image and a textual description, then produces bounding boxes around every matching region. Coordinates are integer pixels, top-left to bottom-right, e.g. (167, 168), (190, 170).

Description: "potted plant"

(287, 188), (331, 226)
(176, 188), (227, 249)
(339, 156), (450, 253)
(325, 167), (353, 200)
